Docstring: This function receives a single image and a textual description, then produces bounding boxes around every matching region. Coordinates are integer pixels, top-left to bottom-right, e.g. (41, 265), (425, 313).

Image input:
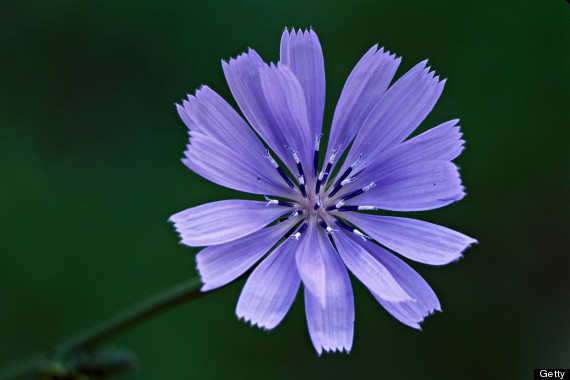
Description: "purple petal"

(295, 222), (327, 305)
(236, 238), (301, 329)
(222, 50), (296, 171)
(347, 120), (465, 189)
(280, 28), (325, 139)
(351, 238), (441, 329)
(325, 45), (401, 166)
(169, 200), (291, 246)
(197, 220), (296, 291)
(182, 132), (296, 198)
(336, 61), (445, 179)
(177, 86), (267, 157)
(342, 213), (477, 265)
(259, 63), (314, 177)
(354, 161), (465, 211)
(304, 237), (354, 355)
(332, 229), (412, 302)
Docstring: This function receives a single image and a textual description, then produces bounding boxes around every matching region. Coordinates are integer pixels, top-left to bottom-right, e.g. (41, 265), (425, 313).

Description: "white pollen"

(264, 196), (278, 206)
(263, 151), (279, 168)
(341, 177), (357, 186)
(353, 229), (369, 241)
(363, 182), (376, 192)
(287, 211), (299, 220)
(351, 154), (365, 169)
(314, 133), (324, 150)
(285, 145), (300, 164)
(328, 144), (342, 164)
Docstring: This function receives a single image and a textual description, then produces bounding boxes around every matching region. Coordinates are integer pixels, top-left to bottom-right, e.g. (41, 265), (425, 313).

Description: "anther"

(341, 182), (375, 202)
(313, 195), (322, 211)
(264, 196), (295, 208)
(341, 177), (357, 186)
(328, 176), (357, 198)
(316, 145), (341, 194)
(334, 220), (371, 241)
(264, 195), (278, 206)
(287, 210), (304, 220)
(286, 145), (307, 198)
(290, 222), (308, 240)
(315, 170), (328, 194)
(353, 229), (371, 241)
(325, 199), (345, 211)
(336, 205), (378, 212)
(313, 133), (324, 177)
(263, 150), (295, 188)
(294, 174), (307, 198)
(318, 220), (338, 234)
(332, 153), (365, 189)
(285, 145), (300, 164)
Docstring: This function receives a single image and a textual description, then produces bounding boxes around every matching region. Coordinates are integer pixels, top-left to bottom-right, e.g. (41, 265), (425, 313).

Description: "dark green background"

(1, 0), (568, 379)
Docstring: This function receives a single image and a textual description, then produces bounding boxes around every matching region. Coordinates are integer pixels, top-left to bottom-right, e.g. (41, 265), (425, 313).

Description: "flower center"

(264, 135), (374, 241)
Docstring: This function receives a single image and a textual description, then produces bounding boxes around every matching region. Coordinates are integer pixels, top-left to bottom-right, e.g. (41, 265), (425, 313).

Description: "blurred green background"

(1, 0), (568, 379)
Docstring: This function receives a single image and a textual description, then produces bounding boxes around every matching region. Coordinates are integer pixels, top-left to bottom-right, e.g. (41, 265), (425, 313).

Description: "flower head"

(170, 28), (477, 354)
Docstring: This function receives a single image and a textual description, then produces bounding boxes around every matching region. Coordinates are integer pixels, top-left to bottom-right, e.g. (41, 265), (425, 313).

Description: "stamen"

(318, 220), (338, 234)
(329, 176), (357, 198)
(353, 229), (371, 241)
(313, 133), (324, 177)
(263, 150), (295, 189)
(315, 171), (327, 194)
(316, 145), (341, 194)
(295, 175), (307, 198)
(290, 222), (308, 240)
(341, 177), (357, 186)
(321, 145), (341, 184)
(341, 182), (375, 202)
(264, 196), (294, 208)
(286, 145), (307, 198)
(285, 145), (301, 165)
(336, 205), (378, 212)
(325, 199), (345, 211)
(287, 210), (304, 220)
(332, 153), (365, 189)
(334, 220), (371, 241)
(313, 195), (322, 211)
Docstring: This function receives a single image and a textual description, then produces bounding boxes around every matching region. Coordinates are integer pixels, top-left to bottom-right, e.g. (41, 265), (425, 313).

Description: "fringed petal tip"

(378, 296), (443, 331)
(418, 60), (447, 87)
(199, 282), (214, 292)
(222, 47), (262, 66)
(407, 306), (442, 331)
(282, 26), (317, 37)
(315, 342), (353, 356)
(167, 214), (190, 246)
(195, 260), (215, 292)
(236, 314), (276, 331)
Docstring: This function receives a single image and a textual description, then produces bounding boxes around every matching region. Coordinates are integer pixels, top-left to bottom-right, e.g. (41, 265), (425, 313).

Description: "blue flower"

(170, 28), (477, 354)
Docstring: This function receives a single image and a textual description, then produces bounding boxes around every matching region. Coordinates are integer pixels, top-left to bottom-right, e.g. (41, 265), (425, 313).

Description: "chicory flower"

(170, 28), (477, 354)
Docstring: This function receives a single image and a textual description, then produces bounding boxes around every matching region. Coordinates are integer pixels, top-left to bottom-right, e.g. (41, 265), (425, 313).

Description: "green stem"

(0, 277), (206, 380)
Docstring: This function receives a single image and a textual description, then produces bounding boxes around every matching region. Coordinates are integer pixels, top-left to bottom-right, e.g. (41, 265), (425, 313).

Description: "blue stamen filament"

(286, 145), (308, 198)
(290, 222), (308, 240)
(263, 150), (295, 189)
